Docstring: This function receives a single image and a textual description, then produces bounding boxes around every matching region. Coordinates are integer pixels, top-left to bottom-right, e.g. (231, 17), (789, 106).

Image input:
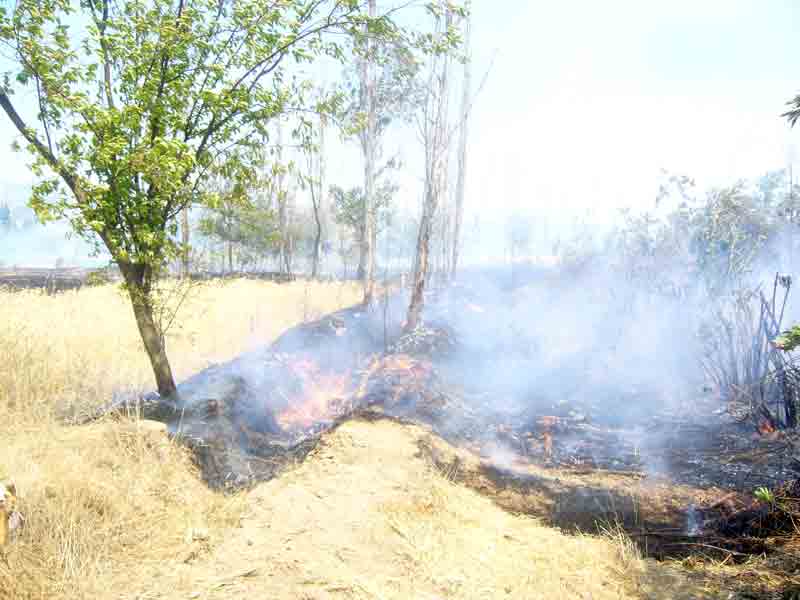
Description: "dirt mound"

(119, 415), (708, 600)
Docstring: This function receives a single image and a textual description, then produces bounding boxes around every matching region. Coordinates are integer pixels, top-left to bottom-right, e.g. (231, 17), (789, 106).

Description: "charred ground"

(89, 267), (800, 598)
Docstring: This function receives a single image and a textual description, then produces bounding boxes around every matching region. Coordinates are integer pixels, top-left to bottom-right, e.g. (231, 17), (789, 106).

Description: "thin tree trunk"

(361, 0), (377, 305)
(120, 262), (177, 398)
(311, 207), (322, 279)
(406, 191), (435, 331)
(319, 113), (328, 277)
(286, 185), (295, 276)
(276, 120), (289, 276)
(181, 206), (191, 278)
(451, 3), (471, 279)
(405, 3), (451, 331)
(310, 112), (328, 280)
(310, 170), (322, 279)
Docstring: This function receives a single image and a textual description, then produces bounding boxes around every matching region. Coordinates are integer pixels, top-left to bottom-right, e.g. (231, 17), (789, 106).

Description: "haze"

(1, 0), (799, 265)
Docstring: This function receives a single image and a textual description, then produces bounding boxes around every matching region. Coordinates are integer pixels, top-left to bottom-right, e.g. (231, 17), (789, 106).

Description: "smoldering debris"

(89, 262), (800, 520)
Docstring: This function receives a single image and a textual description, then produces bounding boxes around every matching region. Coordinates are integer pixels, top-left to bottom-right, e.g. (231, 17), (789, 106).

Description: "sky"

(1, 0), (800, 264)
(460, 0), (800, 224)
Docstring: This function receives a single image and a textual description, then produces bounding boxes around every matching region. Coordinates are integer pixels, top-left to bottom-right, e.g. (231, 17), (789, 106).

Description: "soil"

(114, 415), (715, 600)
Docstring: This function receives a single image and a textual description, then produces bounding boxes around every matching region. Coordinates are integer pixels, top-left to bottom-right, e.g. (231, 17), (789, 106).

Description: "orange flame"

(757, 419), (776, 436)
(537, 416), (559, 429)
(276, 358), (351, 429)
(275, 353), (433, 430)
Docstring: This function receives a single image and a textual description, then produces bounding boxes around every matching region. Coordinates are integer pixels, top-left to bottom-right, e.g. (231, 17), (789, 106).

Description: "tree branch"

(88, 0), (115, 109)
(0, 90), (83, 200)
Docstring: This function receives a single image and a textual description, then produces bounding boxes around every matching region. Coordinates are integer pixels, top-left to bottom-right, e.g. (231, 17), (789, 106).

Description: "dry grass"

(378, 466), (643, 599)
(0, 278), (362, 422)
(113, 417), (713, 600)
(0, 279), (733, 599)
(0, 419), (246, 599)
(0, 279), (362, 600)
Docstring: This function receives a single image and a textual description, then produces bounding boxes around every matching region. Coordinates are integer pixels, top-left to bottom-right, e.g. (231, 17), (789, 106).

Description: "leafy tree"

(0, 0), (395, 397)
(775, 96), (800, 351)
(198, 173), (279, 273)
(330, 179), (396, 243)
(341, 0), (421, 303)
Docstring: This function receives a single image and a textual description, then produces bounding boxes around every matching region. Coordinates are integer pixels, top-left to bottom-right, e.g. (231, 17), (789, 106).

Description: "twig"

(661, 542), (750, 556)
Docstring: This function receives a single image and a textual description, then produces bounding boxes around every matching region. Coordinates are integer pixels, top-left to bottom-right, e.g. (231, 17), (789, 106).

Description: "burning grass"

(0, 278), (362, 422)
(3, 276), (798, 598)
(0, 278), (362, 599)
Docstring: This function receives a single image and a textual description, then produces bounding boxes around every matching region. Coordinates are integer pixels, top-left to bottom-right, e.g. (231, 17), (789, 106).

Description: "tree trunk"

(310, 112), (327, 280)
(276, 120), (290, 276)
(310, 183), (321, 279)
(360, 0), (377, 306)
(451, 3), (471, 279)
(405, 3), (451, 331)
(357, 234), (367, 280)
(406, 192), (434, 332)
(181, 206), (191, 278)
(285, 186), (295, 276)
(120, 262), (177, 398)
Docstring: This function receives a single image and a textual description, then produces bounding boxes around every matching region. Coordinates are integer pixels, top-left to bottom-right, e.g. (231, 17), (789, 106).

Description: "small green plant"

(774, 325), (800, 351)
(754, 486), (776, 506)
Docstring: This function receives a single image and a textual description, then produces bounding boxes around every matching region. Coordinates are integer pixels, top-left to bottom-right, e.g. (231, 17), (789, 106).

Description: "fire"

(276, 353), (434, 431)
(371, 354), (432, 379)
(537, 416), (559, 429)
(758, 420), (776, 435)
(276, 357), (351, 430)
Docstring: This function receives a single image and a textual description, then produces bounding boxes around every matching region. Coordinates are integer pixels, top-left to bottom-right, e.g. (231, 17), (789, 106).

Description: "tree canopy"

(0, 0), (401, 396)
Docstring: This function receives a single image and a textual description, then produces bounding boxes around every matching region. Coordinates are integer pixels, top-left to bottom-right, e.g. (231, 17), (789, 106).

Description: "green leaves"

(754, 486), (776, 506)
(1, 0), (409, 279)
(774, 326), (800, 352)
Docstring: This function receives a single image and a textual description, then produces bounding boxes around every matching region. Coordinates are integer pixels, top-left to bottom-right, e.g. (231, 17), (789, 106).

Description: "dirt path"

(117, 418), (713, 600)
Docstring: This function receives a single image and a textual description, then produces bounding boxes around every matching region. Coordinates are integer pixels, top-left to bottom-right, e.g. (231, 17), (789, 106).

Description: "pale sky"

(463, 0), (800, 224)
(2, 0), (800, 250)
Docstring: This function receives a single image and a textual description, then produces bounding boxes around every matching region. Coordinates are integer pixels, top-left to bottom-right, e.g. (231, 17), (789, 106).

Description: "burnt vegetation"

(77, 164), (800, 597)
(6, 1), (800, 598)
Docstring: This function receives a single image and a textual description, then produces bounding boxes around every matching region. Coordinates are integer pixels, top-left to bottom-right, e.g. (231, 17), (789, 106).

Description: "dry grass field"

(0, 278), (364, 425)
(0, 279), (722, 599)
(0, 279), (362, 599)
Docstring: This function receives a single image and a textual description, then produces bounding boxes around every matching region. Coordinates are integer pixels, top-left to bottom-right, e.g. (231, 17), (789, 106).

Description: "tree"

(405, 1), (462, 332)
(198, 172), (279, 272)
(316, 112), (329, 278)
(342, 0), (420, 302)
(272, 118), (301, 276)
(360, 0), (378, 304)
(0, 0), (396, 397)
(450, 0), (471, 279)
(330, 179), (396, 245)
(783, 93), (800, 127)
(299, 108), (328, 280)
